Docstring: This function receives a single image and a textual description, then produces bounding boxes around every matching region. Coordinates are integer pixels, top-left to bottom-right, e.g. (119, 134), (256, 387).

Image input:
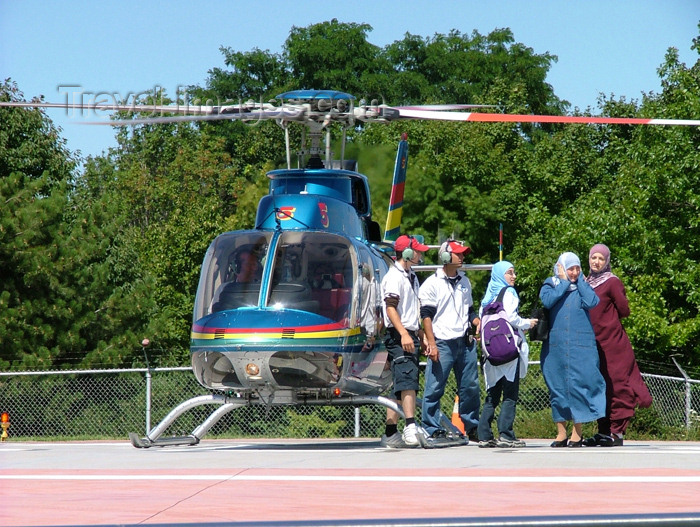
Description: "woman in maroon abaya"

(584, 243), (652, 447)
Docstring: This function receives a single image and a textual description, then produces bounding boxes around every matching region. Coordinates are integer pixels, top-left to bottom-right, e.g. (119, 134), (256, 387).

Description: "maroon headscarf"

(586, 243), (615, 288)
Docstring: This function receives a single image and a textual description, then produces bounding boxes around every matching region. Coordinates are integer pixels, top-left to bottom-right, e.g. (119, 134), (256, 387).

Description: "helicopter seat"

(311, 283), (351, 321)
(268, 281), (320, 313)
(210, 282), (261, 312)
(331, 287), (351, 319)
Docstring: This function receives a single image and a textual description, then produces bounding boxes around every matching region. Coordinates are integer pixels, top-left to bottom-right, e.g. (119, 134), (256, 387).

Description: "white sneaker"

(380, 432), (407, 448)
(401, 423), (420, 447)
(402, 423), (428, 448)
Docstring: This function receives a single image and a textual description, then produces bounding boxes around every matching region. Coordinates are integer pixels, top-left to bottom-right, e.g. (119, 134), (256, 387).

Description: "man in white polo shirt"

(419, 240), (481, 444)
(379, 234), (430, 448)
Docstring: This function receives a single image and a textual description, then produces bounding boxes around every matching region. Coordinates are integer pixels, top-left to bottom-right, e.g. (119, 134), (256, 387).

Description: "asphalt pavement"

(2, 438), (700, 526)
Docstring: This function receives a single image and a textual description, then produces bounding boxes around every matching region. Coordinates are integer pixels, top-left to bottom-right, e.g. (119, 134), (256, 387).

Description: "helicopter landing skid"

(129, 393), (245, 448)
(128, 432), (199, 448)
(411, 398), (468, 449)
(128, 393), (410, 448)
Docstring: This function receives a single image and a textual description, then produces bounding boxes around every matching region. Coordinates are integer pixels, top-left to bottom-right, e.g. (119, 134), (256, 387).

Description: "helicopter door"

(267, 231), (356, 322)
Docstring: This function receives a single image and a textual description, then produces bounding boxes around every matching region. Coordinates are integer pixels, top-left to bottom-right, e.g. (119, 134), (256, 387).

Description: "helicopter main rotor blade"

(397, 104), (501, 111)
(393, 107), (700, 127)
(0, 100), (223, 115)
(4, 99), (699, 127)
(84, 109), (306, 126)
(0, 100), (317, 126)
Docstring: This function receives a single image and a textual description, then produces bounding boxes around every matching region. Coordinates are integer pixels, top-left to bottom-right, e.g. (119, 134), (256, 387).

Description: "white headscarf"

(552, 252), (580, 291)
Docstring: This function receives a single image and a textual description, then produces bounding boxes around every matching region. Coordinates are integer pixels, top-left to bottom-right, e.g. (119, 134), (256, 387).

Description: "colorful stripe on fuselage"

(191, 321), (361, 341)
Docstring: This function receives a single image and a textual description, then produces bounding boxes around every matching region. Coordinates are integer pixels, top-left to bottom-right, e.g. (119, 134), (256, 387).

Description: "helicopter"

(3, 90), (698, 448)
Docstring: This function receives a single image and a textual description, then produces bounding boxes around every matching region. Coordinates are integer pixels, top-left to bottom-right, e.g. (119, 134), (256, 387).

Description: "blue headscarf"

(481, 260), (516, 307)
(553, 252), (581, 291)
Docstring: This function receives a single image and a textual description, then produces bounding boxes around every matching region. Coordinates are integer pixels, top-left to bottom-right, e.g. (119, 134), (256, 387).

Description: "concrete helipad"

(2, 438), (700, 526)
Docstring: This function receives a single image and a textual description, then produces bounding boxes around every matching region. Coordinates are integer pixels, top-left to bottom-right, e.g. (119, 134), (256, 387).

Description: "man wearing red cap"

(379, 234), (430, 448)
(419, 240), (481, 444)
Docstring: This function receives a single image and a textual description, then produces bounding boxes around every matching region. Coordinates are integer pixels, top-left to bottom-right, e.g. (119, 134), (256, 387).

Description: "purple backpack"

(480, 287), (520, 365)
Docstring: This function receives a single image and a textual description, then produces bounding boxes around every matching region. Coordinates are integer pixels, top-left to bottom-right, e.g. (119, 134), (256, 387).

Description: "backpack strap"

(494, 286), (521, 342)
(483, 287), (511, 313)
(495, 286), (512, 304)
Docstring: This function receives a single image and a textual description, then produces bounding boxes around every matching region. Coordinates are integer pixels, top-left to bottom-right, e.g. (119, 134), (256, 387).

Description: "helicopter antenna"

(340, 125), (347, 166)
(325, 124), (331, 167)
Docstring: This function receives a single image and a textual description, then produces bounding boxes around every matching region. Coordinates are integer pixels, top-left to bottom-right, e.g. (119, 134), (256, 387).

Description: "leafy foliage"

(2, 21), (700, 378)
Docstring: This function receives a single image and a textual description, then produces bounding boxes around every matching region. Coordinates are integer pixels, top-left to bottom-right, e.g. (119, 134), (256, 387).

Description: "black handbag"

(528, 307), (549, 341)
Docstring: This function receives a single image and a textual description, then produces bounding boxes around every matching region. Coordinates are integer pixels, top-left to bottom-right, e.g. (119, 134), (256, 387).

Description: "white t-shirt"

(419, 268), (473, 340)
(381, 261), (421, 332)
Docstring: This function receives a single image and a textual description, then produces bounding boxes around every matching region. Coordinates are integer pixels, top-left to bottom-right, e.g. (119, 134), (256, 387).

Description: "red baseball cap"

(394, 235), (429, 253)
(440, 240), (471, 255)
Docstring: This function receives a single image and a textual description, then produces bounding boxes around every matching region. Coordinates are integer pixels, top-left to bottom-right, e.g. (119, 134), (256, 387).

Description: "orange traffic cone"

(451, 395), (465, 434)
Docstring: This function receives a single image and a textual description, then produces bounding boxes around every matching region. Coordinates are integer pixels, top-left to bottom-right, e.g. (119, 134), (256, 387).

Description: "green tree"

(206, 47), (289, 101)
(284, 19), (390, 97)
(511, 40), (700, 369)
(93, 103), (267, 361)
(0, 80), (126, 369)
(384, 28), (563, 113)
(6, 21), (700, 377)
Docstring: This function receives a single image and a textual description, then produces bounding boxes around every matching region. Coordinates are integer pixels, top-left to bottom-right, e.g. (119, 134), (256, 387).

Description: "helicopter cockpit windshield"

(193, 230), (357, 324)
(193, 232), (271, 319)
(267, 231), (355, 322)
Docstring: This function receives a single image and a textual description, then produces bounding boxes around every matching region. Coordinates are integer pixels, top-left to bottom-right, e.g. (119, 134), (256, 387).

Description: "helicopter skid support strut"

(129, 394), (244, 448)
(128, 393), (433, 448)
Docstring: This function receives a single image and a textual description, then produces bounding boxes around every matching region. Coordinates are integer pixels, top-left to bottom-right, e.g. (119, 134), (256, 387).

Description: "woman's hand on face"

(556, 263), (567, 280)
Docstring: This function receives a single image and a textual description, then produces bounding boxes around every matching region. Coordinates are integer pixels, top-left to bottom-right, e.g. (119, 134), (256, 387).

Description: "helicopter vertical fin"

(383, 133), (409, 243)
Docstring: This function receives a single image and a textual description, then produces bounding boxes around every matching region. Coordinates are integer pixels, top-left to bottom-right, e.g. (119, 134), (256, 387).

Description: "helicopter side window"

(357, 248), (381, 339)
(351, 178), (369, 216)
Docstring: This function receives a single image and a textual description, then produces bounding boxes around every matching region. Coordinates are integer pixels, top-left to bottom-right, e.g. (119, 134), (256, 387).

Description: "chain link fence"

(1, 362), (699, 441)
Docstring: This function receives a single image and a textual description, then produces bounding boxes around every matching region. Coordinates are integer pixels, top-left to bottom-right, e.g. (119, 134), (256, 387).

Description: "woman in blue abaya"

(539, 252), (606, 448)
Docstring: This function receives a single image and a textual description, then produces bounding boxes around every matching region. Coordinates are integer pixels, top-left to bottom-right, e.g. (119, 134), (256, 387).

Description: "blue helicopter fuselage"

(190, 168), (394, 401)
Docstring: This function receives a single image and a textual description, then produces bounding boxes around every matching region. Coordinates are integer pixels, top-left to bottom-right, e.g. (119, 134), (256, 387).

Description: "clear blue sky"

(1, 0), (698, 160)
